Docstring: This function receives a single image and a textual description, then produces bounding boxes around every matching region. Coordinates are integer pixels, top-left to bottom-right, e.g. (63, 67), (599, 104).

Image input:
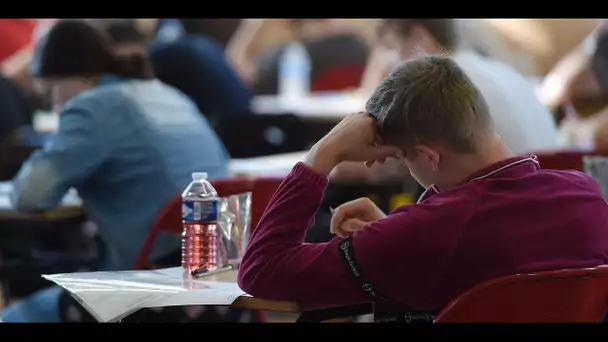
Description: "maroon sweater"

(238, 156), (608, 314)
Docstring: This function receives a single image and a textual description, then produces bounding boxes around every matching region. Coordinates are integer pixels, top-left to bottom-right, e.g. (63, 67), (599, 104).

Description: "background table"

(0, 182), (83, 220)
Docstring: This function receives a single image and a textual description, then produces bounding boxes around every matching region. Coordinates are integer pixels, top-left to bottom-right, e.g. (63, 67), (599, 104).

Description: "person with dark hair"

(100, 19), (252, 124)
(238, 54), (608, 322)
(1, 20), (231, 322)
(156, 19), (241, 47)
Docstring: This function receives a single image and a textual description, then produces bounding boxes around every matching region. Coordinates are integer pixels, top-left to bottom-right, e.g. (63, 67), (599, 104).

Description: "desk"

(229, 151), (307, 177)
(43, 267), (371, 322)
(251, 93), (365, 120)
(0, 182), (83, 220)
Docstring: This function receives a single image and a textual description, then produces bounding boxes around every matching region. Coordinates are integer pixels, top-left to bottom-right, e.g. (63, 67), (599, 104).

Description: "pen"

(191, 265), (234, 278)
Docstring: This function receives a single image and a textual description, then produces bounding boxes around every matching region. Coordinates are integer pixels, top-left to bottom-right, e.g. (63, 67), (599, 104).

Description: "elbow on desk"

(237, 259), (288, 301)
(237, 262), (267, 298)
(10, 186), (55, 212)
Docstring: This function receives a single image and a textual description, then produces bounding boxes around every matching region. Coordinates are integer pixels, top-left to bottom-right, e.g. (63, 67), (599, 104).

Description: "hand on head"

(304, 112), (401, 176)
(330, 197), (386, 237)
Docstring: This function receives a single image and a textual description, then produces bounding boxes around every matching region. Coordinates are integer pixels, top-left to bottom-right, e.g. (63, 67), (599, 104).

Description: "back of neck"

(438, 133), (514, 190)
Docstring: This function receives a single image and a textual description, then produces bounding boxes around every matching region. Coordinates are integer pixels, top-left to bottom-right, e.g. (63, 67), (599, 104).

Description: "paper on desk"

(43, 267), (248, 322)
(0, 182), (82, 209)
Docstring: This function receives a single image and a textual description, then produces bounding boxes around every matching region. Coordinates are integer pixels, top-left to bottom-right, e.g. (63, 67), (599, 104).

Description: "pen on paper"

(191, 265), (234, 278)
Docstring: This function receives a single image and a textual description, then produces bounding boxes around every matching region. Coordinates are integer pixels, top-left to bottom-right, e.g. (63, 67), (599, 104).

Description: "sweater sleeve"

(238, 162), (427, 309)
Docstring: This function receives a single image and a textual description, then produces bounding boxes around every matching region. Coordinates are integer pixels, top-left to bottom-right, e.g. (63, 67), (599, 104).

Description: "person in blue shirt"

(149, 35), (253, 126)
(104, 20), (252, 127)
(1, 20), (235, 322)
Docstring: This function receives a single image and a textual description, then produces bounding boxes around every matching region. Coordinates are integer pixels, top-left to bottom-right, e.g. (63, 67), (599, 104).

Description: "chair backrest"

(134, 177), (283, 270)
(534, 149), (608, 171)
(311, 63), (366, 93)
(435, 266), (608, 322)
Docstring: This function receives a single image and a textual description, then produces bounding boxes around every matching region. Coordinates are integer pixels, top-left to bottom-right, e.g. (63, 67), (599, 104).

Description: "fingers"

(333, 218), (369, 238)
(363, 145), (400, 167)
(330, 205), (348, 236)
(330, 197), (378, 236)
(341, 218), (368, 236)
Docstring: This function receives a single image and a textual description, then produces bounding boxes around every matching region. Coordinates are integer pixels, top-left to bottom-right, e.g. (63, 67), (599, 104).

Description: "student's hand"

(330, 197), (386, 237)
(304, 113), (400, 176)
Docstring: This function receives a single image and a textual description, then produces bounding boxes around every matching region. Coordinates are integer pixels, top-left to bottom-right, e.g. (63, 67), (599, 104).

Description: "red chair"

(311, 63), (366, 93)
(435, 266), (608, 322)
(534, 149), (608, 171)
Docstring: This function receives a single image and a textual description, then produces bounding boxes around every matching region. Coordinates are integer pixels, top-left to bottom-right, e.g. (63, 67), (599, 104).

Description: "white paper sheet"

(43, 267), (248, 322)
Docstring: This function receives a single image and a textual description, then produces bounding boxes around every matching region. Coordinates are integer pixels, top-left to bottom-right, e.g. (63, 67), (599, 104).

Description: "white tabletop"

(250, 92), (366, 119)
(229, 151), (307, 178)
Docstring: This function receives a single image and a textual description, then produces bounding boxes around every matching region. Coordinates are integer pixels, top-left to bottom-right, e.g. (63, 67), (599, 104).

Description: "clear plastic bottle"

(181, 172), (220, 273)
(278, 42), (312, 102)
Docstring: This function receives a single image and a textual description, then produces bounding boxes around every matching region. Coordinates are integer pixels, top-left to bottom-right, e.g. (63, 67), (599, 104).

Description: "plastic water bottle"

(278, 42), (311, 101)
(181, 172), (220, 273)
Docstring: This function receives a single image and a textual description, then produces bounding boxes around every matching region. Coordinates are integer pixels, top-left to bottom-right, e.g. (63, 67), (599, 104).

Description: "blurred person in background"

(1, 20), (233, 322)
(539, 21), (608, 110)
(228, 19), (369, 95)
(104, 20), (252, 125)
(539, 21), (608, 150)
(156, 19), (241, 47)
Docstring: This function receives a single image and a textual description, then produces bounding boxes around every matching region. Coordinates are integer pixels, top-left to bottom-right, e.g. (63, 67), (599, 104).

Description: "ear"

(415, 145), (441, 171)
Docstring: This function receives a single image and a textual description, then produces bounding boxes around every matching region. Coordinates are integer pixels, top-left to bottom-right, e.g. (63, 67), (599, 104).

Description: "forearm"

(11, 151), (67, 210)
(238, 162), (367, 307)
(227, 19), (268, 83)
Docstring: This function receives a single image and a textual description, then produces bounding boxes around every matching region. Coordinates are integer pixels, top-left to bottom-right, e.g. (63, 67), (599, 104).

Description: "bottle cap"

(192, 172), (208, 180)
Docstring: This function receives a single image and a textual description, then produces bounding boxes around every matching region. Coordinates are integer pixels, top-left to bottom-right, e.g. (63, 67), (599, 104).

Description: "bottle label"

(182, 200), (218, 222)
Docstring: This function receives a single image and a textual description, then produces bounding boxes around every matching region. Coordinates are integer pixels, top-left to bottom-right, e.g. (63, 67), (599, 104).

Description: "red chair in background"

(534, 149), (608, 171)
(311, 63), (366, 93)
(435, 266), (608, 322)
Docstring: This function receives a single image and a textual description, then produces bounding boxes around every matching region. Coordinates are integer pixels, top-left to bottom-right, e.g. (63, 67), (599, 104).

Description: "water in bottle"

(181, 172), (220, 273)
(278, 42), (312, 102)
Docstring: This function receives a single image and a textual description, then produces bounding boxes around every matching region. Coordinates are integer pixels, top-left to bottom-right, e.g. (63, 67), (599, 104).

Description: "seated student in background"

(539, 20), (608, 149)
(540, 20), (608, 110)
(238, 55), (608, 322)
(103, 20), (252, 125)
(1, 20), (232, 322)
(149, 28), (253, 124)
(229, 19), (369, 95)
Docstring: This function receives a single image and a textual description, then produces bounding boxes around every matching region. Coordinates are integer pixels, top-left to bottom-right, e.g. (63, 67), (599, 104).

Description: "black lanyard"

(338, 236), (437, 323)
